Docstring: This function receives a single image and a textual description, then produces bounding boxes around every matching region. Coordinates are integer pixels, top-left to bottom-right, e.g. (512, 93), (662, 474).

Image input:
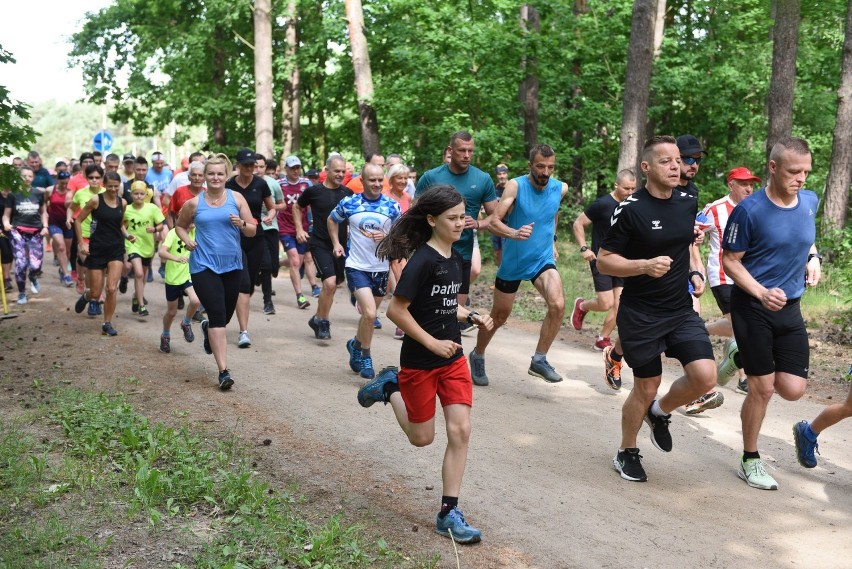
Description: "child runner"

(73, 172), (130, 336)
(356, 185), (493, 544)
(329, 163), (401, 379)
(125, 180), (165, 317)
(158, 225), (201, 353)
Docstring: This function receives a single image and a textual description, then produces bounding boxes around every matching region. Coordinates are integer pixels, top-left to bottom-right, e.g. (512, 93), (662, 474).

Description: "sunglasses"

(681, 156), (703, 166)
(87, 176), (102, 180)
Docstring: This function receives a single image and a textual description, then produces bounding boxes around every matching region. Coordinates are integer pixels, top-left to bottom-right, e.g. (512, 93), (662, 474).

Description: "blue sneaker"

(373, 317), (382, 329)
(87, 300), (99, 317)
(793, 420), (819, 468)
(435, 507), (481, 544)
(357, 366), (398, 408)
(346, 338), (362, 372)
(311, 285), (321, 298)
(359, 355), (375, 380)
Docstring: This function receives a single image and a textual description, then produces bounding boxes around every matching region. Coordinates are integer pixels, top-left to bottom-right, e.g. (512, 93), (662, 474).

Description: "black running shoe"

(318, 319), (331, 340)
(644, 402), (673, 452)
(201, 319), (212, 355)
(101, 322), (118, 337)
(218, 369), (234, 390)
(308, 315), (320, 338)
(75, 294), (88, 314)
(118, 276), (128, 294)
(613, 448), (647, 482)
(159, 334), (171, 353)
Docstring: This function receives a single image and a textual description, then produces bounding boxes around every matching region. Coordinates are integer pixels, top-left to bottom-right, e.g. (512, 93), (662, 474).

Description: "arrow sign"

(92, 130), (113, 153)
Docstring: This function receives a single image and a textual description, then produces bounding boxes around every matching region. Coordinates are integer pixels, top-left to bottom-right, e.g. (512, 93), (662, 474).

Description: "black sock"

(611, 350), (623, 362)
(382, 381), (400, 403)
(354, 338), (362, 350)
(439, 496), (458, 517)
(361, 347), (371, 358)
(743, 450), (760, 460)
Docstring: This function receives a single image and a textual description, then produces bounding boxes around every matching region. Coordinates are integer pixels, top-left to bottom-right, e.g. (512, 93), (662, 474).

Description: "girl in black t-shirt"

(357, 185), (493, 545)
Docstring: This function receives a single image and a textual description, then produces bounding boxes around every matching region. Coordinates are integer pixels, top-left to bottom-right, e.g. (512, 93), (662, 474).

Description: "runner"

(124, 181), (165, 317)
(329, 163), (401, 379)
(597, 135), (716, 483)
(254, 153), (285, 316)
(277, 155), (313, 310)
(158, 224), (201, 354)
(794, 365), (852, 469)
(45, 170), (74, 286)
(175, 154), (258, 390)
(490, 164), (509, 268)
(68, 164), (106, 297)
(570, 169), (637, 352)
(2, 166), (48, 304)
(468, 144), (569, 385)
(357, 184), (493, 544)
(73, 172), (129, 336)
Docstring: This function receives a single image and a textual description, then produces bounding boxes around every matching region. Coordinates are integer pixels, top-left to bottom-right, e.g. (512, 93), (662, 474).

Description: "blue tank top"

(496, 175), (563, 282)
(189, 190), (243, 274)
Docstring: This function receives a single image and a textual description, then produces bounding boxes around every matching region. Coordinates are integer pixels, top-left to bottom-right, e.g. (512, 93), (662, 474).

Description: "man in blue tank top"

(467, 144), (568, 386)
(721, 136), (822, 491)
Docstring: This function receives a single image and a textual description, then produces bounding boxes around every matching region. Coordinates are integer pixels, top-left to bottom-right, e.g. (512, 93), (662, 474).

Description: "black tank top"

(89, 193), (125, 255)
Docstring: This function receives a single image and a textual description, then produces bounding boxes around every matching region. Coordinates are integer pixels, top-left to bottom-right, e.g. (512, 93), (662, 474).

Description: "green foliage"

(0, 45), (37, 193)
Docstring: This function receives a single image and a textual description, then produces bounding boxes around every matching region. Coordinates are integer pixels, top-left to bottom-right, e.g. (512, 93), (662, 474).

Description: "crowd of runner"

(4, 132), (850, 544)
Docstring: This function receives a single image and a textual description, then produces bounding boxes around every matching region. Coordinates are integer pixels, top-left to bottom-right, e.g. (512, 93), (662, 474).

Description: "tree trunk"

(344, 0), (380, 160)
(213, 30), (227, 146)
(617, 0), (659, 175)
(824, 0), (852, 231)
(519, 4), (540, 156)
(653, 0), (667, 57)
(570, 0), (589, 203)
(253, 0), (274, 158)
(280, 0), (301, 158)
(766, 0), (800, 161)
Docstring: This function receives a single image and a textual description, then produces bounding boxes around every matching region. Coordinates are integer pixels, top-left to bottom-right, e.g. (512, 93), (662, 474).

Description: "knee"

(491, 308), (511, 327)
(598, 296), (614, 311)
(446, 418), (471, 447)
(549, 296), (565, 315)
(360, 305), (377, 321)
(748, 379), (777, 403)
(105, 282), (118, 295)
(408, 431), (434, 447)
(776, 379), (807, 402)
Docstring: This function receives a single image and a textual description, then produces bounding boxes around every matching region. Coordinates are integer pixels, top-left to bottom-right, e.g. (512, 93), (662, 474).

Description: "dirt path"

(6, 275), (852, 568)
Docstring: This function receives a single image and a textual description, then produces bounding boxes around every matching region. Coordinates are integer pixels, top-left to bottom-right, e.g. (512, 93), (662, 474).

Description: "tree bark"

(617, 0), (659, 175)
(213, 30), (227, 146)
(766, 0), (800, 161)
(653, 0), (667, 57)
(519, 4), (540, 156)
(344, 0), (380, 160)
(824, 0), (852, 231)
(281, 0), (301, 158)
(253, 0), (274, 158)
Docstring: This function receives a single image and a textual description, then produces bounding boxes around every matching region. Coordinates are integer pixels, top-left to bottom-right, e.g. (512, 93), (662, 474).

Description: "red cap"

(727, 167), (761, 185)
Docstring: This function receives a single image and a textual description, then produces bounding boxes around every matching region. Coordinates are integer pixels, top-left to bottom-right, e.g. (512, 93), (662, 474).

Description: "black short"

(616, 303), (714, 376)
(0, 235), (11, 264)
(711, 284), (733, 315)
(127, 253), (152, 266)
(165, 281), (192, 302)
(239, 234), (265, 294)
(460, 259), (472, 295)
(494, 263), (557, 294)
(310, 240), (345, 285)
(590, 260), (624, 292)
(84, 247), (125, 270)
(730, 286), (809, 378)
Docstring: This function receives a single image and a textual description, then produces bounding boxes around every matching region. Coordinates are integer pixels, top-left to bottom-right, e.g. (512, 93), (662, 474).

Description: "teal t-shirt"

(414, 164), (497, 260)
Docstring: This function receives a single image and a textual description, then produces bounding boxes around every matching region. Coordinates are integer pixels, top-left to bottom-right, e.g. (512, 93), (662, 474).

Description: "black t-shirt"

(395, 245), (464, 369)
(296, 183), (353, 246)
(583, 193), (620, 254)
(226, 175), (271, 223)
(600, 187), (697, 314)
(6, 190), (45, 230)
(89, 194), (125, 256)
(677, 180), (699, 199)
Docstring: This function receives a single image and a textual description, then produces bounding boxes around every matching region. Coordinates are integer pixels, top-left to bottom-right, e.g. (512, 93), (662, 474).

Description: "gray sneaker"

(717, 338), (740, 385)
(238, 331), (251, 348)
(736, 377), (749, 394)
(469, 350), (489, 386)
(528, 358), (563, 383)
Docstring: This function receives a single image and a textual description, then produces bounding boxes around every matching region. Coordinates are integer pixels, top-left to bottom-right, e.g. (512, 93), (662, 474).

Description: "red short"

(399, 356), (473, 424)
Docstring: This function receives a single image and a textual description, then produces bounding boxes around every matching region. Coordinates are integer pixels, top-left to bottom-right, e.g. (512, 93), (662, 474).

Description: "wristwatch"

(580, 245), (589, 253)
(467, 311), (479, 326)
(807, 253), (823, 264)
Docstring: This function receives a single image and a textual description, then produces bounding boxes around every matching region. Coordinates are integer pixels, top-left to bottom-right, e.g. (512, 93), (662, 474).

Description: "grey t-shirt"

(8, 190), (45, 230)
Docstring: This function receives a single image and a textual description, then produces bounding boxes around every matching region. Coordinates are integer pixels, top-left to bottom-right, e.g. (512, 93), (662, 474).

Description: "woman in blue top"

(176, 154), (257, 390)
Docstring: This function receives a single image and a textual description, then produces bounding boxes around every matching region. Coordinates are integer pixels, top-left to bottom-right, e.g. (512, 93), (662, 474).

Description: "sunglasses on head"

(681, 156), (703, 166)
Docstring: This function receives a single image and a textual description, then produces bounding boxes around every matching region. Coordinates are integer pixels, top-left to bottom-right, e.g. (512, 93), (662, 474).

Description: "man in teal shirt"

(415, 131), (498, 309)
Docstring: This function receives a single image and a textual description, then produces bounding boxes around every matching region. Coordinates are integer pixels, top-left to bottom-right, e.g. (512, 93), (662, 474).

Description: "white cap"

(285, 155), (302, 168)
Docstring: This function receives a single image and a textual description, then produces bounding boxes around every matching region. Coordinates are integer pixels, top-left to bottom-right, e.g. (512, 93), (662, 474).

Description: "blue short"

(280, 234), (307, 254)
(48, 225), (74, 239)
(165, 281), (193, 302)
(345, 267), (388, 298)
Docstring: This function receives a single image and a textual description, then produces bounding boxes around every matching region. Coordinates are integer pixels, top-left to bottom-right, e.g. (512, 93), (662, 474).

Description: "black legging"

(239, 234), (265, 295)
(259, 228), (279, 303)
(191, 268), (241, 328)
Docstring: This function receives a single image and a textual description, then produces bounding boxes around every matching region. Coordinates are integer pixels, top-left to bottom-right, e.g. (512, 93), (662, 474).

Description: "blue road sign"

(92, 130), (113, 153)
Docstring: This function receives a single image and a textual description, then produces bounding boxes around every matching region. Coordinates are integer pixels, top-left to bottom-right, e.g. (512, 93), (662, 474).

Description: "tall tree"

(280, 0), (301, 158)
(254, 0), (274, 158)
(344, 0), (380, 159)
(0, 46), (37, 193)
(617, 0), (659, 175)
(824, 0), (852, 231)
(766, 0), (801, 161)
(519, 4), (540, 155)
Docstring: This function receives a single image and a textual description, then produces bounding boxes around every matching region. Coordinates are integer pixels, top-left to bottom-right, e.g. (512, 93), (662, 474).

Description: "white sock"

(651, 400), (666, 417)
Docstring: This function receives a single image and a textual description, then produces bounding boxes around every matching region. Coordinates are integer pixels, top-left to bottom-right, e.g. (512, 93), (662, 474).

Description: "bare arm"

(571, 212), (597, 262)
(2, 207), (11, 232)
(175, 198), (198, 250)
(722, 249), (786, 311)
(328, 217), (345, 257)
(293, 203), (308, 243)
(485, 180), (535, 240)
(474, 199), (499, 232)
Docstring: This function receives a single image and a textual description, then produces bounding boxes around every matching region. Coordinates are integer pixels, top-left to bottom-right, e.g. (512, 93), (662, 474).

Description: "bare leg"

(620, 376), (661, 449)
(811, 381), (852, 434)
(388, 391), (436, 447)
(236, 292), (250, 331)
(163, 299), (178, 331)
(131, 257), (145, 306)
(102, 260), (123, 324)
(474, 288), (515, 354)
(532, 269), (565, 354)
(316, 276), (336, 320)
(286, 248), (304, 294)
(51, 233), (70, 277)
(601, 287), (622, 338)
(741, 371), (806, 451)
(658, 358), (718, 412)
(441, 404), (471, 497)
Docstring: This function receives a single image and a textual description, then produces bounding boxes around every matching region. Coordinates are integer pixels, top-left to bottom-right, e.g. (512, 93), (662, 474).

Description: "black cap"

(305, 168), (320, 178)
(235, 148), (256, 165)
(79, 152), (94, 162)
(122, 153), (135, 163)
(676, 134), (707, 156)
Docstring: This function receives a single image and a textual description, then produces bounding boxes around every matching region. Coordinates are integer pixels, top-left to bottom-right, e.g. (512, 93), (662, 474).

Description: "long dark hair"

(377, 184), (464, 261)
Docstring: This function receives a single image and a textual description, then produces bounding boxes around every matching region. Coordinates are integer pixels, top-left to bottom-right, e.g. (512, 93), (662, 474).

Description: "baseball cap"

(235, 148), (256, 165)
(57, 171), (71, 180)
(122, 153), (135, 163)
(285, 155), (302, 168)
(305, 168), (320, 178)
(727, 167), (761, 185)
(495, 164), (508, 173)
(676, 134), (707, 156)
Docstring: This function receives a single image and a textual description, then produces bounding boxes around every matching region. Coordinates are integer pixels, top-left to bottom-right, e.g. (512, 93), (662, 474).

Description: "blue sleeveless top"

(189, 190), (243, 274)
(496, 175), (563, 282)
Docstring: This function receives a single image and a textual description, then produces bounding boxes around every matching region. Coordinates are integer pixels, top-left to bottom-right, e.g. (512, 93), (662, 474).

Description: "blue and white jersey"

(330, 193), (401, 272)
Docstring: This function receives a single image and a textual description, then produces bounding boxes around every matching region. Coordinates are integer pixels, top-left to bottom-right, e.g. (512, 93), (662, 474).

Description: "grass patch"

(0, 386), (437, 568)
